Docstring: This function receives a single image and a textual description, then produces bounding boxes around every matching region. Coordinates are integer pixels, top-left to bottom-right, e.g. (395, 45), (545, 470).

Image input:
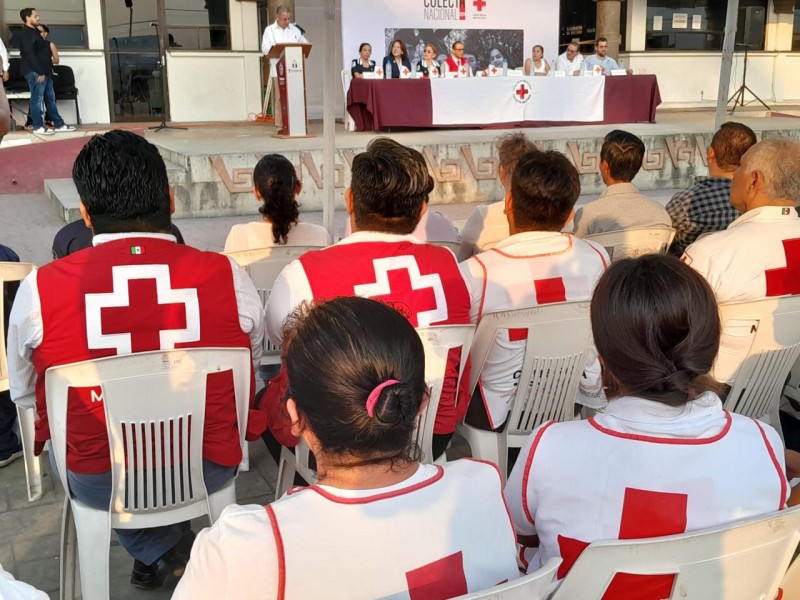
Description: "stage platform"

(5, 106), (800, 220)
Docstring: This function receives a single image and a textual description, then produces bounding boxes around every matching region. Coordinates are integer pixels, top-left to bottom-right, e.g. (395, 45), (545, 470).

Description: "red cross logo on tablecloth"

(473, 0), (487, 11)
(459, 66), (467, 77)
(406, 552), (468, 600)
(514, 81), (531, 103)
(353, 255), (448, 327)
(509, 278), (566, 341)
(765, 238), (800, 296)
(85, 264), (201, 355)
(557, 487), (687, 599)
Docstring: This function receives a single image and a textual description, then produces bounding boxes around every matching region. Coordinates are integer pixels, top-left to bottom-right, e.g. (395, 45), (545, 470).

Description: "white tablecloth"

(430, 76), (605, 126)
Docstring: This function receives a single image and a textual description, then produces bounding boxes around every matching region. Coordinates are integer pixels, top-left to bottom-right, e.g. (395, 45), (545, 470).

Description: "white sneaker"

(54, 125), (76, 133)
(32, 127), (55, 136)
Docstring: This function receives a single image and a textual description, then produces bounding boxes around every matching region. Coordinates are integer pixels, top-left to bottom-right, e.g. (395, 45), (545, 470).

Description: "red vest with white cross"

(299, 240), (472, 433)
(32, 237), (253, 474)
(445, 55), (468, 74)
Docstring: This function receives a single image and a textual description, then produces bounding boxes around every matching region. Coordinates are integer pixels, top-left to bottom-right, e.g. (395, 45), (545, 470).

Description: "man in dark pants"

(0, 243), (23, 468)
(17, 7), (74, 135)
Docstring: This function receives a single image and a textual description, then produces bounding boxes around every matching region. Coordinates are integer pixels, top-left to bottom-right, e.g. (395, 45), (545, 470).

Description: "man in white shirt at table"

(554, 42), (584, 76)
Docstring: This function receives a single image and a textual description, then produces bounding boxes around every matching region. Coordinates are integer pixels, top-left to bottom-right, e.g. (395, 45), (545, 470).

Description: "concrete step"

(165, 159), (187, 184)
(44, 178), (81, 223)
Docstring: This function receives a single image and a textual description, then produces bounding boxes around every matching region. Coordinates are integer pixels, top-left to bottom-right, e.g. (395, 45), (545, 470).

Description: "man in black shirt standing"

(18, 8), (74, 135)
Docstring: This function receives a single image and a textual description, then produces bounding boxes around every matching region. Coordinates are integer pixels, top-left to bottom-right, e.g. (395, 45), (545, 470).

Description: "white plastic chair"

(720, 296), (800, 437)
(453, 557), (560, 599)
(584, 226), (676, 261)
(551, 507), (800, 599)
(275, 324), (476, 499)
(457, 302), (592, 480)
(46, 347), (251, 600)
(341, 69), (356, 131)
(0, 261), (39, 502)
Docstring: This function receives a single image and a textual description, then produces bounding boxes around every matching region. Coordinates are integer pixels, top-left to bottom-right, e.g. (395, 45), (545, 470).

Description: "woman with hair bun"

(223, 154), (330, 252)
(175, 296), (519, 599)
(506, 254), (788, 587)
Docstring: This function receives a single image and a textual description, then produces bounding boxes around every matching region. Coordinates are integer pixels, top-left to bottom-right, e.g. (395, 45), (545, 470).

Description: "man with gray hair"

(683, 137), (800, 382)
(261, 5), (307, 56)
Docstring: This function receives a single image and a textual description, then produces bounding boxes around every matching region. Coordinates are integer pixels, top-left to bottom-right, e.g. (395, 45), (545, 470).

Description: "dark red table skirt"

(347, 75), (661, 132)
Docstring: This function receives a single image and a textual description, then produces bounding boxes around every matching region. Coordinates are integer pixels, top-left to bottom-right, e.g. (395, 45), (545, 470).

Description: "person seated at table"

(572, 130), (670, 237)
(382, 39), (412, 79)
(488, 47), (507, 70)
(506, 253), (788, 584)
(350, 42), (375, 78)
(416, 43), (441, 78)
(175, 297), (520, 599)
(223, 154), (330, 253)
(554, 42), (584, 76)
(523, 45), (550, 76)
(584, 37), (630, 75)
(444, 40), (473, 77)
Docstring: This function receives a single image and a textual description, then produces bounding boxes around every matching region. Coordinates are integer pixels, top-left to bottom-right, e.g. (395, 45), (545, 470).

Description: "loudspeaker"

(737, 6), (766, 48)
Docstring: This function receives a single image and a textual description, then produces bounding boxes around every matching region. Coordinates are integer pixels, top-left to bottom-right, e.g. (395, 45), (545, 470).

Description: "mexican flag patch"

(130, 246), (145, 255)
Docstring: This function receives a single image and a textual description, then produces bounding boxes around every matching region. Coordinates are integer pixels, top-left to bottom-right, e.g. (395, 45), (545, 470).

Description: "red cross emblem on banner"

(353, 255), (448, 327)
(765, 237), (800, 297)
(514, 81), (531, 103)
(459, 66), (467, 77)
(473, 0), (487, 11)
(557, 487), (687, 599)
(85, 264), (201, 355)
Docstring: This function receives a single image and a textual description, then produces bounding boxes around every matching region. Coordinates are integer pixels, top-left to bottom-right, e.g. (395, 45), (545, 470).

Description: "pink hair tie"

(365, 379), (400, 418)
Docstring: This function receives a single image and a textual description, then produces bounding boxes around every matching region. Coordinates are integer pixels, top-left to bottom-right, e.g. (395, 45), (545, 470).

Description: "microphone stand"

(149, 21), (186, 132)
(728, 41), (770, 114)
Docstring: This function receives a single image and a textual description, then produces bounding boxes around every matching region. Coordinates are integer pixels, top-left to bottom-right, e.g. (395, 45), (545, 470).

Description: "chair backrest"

(552, 507), (800, 600)
(6, 58), (29, 93)
(414, 325), (475, 463)
(468, 302), (592, 445)
(224, 246), (322, 362)
(0, 262), (35, 393)
(453, 557), (560, 600)
(584, 226), (676, 261)
(720, 296), (800, 420)
(52, 64), (78, 94)
(45, 348), (250, 517)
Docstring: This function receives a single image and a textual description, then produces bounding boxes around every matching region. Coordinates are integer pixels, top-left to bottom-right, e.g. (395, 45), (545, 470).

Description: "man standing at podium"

(261, 5), (307, 56)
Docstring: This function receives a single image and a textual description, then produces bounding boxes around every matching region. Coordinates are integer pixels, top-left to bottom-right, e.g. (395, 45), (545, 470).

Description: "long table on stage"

(347, 75), (661, 132)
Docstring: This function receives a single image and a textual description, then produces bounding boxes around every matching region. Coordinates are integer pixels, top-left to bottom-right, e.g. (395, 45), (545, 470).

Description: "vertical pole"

(596, 0), (623, 58)
(322, 0), (337, 237)
(715, 0), (740, 130)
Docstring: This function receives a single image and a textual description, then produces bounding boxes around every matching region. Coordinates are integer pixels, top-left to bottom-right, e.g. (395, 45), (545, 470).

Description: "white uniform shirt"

(683, 205), (800, 382)
(506, 393), (787, 585)
(0, 38), (9, 73)
(340, 211), (460, 244)
(223, 221), (331, 253)
(174, 461), (520, 600)
(460, 232), (609, 426)
(554, 51), (584, 75)
(261, 21), (308, 56)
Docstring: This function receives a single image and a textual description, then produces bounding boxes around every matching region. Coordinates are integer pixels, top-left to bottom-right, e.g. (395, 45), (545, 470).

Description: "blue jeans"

(50, 453), (236, 565)
(24, 72), (64, 129)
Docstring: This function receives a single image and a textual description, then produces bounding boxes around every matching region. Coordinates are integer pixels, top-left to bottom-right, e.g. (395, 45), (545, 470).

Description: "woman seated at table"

(416, 43), (441, 78)
(174, 296), (520, 599)
(223, 154), (330, 253)
(523, 45), (550, 76)
(351, 42), (375, 78)
(383, 39), (412, 78)
(506, 254), (788, 586)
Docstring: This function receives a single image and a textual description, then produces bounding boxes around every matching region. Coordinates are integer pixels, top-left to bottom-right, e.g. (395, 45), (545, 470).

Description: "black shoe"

(129, 532), (192, 591)
(130, 560), (161, 591)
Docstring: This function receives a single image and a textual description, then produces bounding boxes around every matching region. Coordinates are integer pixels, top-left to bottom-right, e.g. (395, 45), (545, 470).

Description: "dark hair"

(600, 129), (645, 182)
(591, 254), (722, 407)
(390, 39), (408, 62)
(452, 40), (464, 50)
(72, 130), (171, 234)
(533, 44), (544, 53)
(284, 297), (426, 466)
(511, 150), (580, 231)
(38, 23), (49, 33)
(350, 137), (432, 233)
(253, 154), (299, 245)
(496, 132), (537, 184)
(596, 37), (608, 45)
(20, 8), (35, 22)
(358, 42), (371, 52)
(711, 122), (757, 170)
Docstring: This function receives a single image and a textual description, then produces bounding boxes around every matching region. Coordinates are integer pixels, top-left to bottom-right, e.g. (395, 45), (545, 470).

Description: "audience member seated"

(684, 138), (800, 383)
(416, 42), (441, 77)
(583, 37), (626, 75)
(554, 42), (583, 76)
(350, 42), (375, 78)
(223, 154), (330, 253)
(523, 45), (550, 76)
(460, 150), (609, 431)
(0, 243), (23, 469)
(572, 130), (670, 237)
(174, 297), (519, 599)
(506, 254), (788, 587)
(459, 132), (537, 259)
(444, 40), (473, 77)
(667, 122), (756, 256)
(53, 219), (185, 259)
(7, 131), (267, 592)
(262, 137), (471, 462)
(382, 39), (412, 78)
(340, 197), (459, 244)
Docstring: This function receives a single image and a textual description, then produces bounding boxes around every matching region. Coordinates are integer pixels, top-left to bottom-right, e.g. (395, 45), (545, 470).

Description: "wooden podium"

(266, 42), (312, 138)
